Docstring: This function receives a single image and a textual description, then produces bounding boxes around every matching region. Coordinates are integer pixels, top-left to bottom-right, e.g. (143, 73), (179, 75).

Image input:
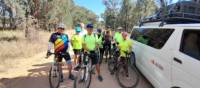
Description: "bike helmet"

(106, 25), (111, 29)
(57, 23), (65, 29)
(75, 27), (81, 33)
(97, 28), (102, 33)
(86, 23), (93, 29)
(122, 32), (128, 37)
(117, 27), (123, 30)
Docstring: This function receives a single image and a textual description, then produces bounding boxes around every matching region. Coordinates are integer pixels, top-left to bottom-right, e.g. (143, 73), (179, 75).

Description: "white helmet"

(117, 27), (123, 30)
(57, 23), (65, 29)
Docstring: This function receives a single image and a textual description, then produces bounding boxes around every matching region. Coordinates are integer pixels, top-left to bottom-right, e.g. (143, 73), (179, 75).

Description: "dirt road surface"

(0, 51), (153, 88)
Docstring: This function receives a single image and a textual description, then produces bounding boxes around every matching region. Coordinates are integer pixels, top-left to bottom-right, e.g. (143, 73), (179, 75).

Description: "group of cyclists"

(46, 22), (133, 83)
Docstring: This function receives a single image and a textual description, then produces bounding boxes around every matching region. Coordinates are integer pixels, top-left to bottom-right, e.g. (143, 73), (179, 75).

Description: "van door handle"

(174, 57), (182, 64)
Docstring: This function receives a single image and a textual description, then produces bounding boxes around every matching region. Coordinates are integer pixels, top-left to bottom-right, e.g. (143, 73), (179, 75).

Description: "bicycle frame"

(47, 53), (62, 88)
(81, 52), (95, 80)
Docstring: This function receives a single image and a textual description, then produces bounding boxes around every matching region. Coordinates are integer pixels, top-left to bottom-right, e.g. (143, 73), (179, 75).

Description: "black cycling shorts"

(73, 49), (81, 55)
(103, 43), (111, 51)
(83, 51), (98, 65)
(55, 52), (71, 63)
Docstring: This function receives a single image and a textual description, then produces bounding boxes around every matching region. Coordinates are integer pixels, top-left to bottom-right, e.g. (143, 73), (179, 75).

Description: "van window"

(180, 30), (200, 60)
(130, 28), (174, 49)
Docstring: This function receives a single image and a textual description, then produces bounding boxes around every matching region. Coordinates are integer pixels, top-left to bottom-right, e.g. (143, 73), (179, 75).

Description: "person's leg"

(104, 43), (109, 62)
(99, 48), (104, 64)
(96, 64), (100, 75)
(73, 49), (78, 65)
(75, 49), (81, 64)
(121, 57), (128, 77)
(108, 42), (112, 59)
(57, 54), (64, 82)
(67, 60), (75, 80)
(68, 63), (72, 74)
(102, 43), (105, 59)
(91, 52), (103, 81)
(64, 52), (75, 80)
(124, 59), (129, 77)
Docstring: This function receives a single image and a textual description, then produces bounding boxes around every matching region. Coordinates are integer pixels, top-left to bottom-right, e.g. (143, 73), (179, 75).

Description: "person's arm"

(128, 39), (133, 52)
(65, 34), (70, 52)
(82, 35), (88, 52)
(47, 34), (55, 57)
(95, 35), (99, 49)
(71, 35), (74, 47)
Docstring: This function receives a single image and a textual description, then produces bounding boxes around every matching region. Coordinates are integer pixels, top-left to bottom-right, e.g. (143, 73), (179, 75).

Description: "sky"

(73, 0), (180, 17)
(73, 0), (106, 17)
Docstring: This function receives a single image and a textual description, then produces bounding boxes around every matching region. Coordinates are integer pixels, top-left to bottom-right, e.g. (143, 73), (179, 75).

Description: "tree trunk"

(3, 8), (5, 31)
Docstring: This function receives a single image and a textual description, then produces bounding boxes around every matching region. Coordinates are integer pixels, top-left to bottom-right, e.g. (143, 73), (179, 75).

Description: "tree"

(103, 0), (157, 32)
(102, 0), (121, 30)
(4, 0), (98, 30)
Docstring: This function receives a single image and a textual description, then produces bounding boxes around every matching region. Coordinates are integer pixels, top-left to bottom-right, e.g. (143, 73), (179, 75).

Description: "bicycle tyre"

(49, 64), (61, 88)
(108, 56), (116, 73)
(116, 65), (139, 88)
(105, 49), (109, 62)
(129, 52), (136, 69)
(74, 59), (92, 88)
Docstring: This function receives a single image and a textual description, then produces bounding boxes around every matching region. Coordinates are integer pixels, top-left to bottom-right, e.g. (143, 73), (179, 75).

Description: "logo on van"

(151, 60), (164, 70)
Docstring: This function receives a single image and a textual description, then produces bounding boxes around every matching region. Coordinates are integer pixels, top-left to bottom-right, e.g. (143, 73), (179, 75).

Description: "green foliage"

(4, 0), (98, 29)
(70, 5), (97, 26)
(103, 0), (157, 32)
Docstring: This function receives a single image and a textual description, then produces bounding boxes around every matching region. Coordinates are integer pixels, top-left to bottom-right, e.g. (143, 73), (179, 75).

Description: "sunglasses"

(58, 28), (65, 30)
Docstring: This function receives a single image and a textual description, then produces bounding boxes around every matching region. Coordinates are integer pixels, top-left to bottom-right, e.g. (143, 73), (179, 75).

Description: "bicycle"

(104, 45), (110, 62)
(108, 43), (120, 73)
(109, 50), (140, 88)
(74, 51), (95, 88)
(46, 52), (64, 88)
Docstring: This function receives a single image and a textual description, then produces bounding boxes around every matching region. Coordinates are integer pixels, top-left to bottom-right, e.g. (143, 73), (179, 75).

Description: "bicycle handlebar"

(45, 52), (68, 59)
(45, 52), (55, 59)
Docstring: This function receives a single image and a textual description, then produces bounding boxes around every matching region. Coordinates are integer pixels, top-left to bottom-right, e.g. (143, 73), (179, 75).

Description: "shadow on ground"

(0, 62), (73, 88)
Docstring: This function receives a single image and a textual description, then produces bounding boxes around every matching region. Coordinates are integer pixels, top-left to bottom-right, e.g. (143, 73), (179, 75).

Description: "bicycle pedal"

(79, 79), (84, 83)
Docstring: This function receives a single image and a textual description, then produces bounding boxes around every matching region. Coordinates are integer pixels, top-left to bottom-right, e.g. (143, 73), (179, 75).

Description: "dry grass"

(0, 30), (74, 72)
(0, 30), (51, 62)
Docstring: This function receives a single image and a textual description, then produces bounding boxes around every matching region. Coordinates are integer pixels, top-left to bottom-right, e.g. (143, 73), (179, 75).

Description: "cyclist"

(82, 23), (103, 82)
(71, 26), (82, 69)
(79, 23), (87, 37)
(103, 26), (113, 61)
(118, 32), (133, 77)
(46, 23), (75, 82)
(114, 27), (123, 44)
(96, 28), (104, 64)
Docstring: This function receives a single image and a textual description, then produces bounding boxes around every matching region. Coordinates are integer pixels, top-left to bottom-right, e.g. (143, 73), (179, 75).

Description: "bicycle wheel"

(74, 57), (92, 88)
(129, 52), (136, 69)
(116, 65), (139, 88)
(104, 46), (109, 62)
(108, 56), (116, 73)
(49, 63), (61, 88)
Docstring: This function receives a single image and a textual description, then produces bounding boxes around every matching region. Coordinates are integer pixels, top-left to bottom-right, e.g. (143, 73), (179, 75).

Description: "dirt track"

(0, 51), (153, 88)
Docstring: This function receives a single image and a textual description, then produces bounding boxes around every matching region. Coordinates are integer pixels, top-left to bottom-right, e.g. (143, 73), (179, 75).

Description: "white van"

(130, 22), (200, 88)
